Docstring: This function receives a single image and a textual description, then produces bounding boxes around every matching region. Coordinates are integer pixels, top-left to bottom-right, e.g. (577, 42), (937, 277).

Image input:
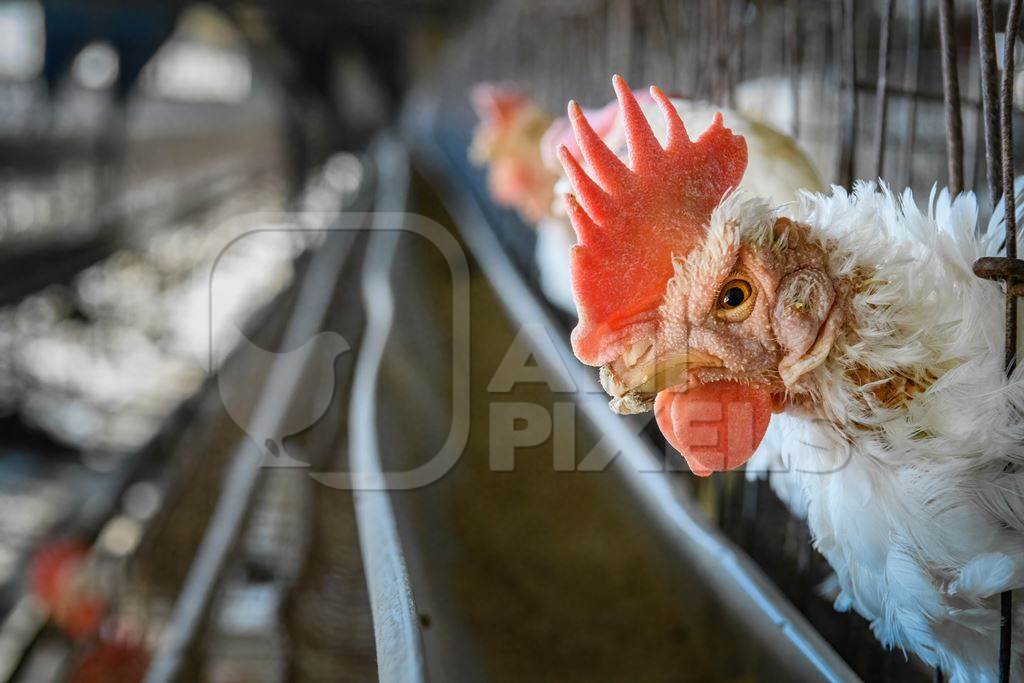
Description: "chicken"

(29, 540), (105, 638)
(469, 83), (560, 224)
(471, 82), (823, 314)
(559, 75), (1024, 681)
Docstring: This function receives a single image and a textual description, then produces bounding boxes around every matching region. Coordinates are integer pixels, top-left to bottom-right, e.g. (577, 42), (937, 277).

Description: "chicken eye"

(719, 280), (752, 308)
(715, 279), (756, 322)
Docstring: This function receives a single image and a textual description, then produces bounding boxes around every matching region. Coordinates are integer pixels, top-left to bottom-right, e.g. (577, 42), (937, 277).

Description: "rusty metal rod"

(972, 258), (1024, 296)
(938, 0), (964, 193)
(999, 1), (1022, 678)
(974, 256), (1024, 281)
(872, 0), (895, 179)
(1002, 0), (1021, 269)
(977, 0), (1002, 203)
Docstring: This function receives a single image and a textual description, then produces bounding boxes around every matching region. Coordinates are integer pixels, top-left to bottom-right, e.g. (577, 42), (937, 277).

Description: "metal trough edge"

(346, 134), (430, 683)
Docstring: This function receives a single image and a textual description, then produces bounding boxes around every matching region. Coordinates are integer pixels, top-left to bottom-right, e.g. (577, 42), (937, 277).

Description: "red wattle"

(654, 381), (772, 477)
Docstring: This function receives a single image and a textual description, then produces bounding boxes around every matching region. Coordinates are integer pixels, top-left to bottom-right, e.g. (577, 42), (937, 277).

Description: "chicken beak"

(600, 347), (724, 415)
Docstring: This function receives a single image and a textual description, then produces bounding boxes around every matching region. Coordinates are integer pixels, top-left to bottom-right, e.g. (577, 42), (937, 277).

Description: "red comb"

(470, 83), (529, 126)
(559, 75), (747, 365)
(540, 89), (653, 169)
(29, 540), (105, 638)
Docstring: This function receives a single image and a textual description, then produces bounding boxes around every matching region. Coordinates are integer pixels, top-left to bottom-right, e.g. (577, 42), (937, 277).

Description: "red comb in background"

(558, 75), (747, 365)
(470, 83), (529, 126)
(29, 540), (105, 638)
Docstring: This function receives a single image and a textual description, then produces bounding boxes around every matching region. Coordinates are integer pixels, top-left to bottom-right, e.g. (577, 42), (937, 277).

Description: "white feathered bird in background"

(556, 75), (1024, 682)
(470, 82), (823, 313)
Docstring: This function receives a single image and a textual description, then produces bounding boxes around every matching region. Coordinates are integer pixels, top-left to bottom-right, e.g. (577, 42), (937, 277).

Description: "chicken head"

(560, 76), (846, 475)
(469, 83), (558, 222)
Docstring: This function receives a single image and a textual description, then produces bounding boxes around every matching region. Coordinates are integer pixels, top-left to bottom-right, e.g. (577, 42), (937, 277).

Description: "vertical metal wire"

(970, 16), (986, 195)
(1002, 0), (1021, 267)
(977, 0), (1002, 203)
(786, 0), (802, 138)
(998, 6), (1022, 679)
(727, 0), (744, 107)
(606, 0), (633, 85)
(938, 0), (964, 194)
(655, 0), (677, 92)
(900, 0), (924, 189)
(692, 0), (706, 97)
(721, 1), (732, 105)
(836, 0), (857, 188)
(872, 0), (895, 179)
(708, 0), (724, 104)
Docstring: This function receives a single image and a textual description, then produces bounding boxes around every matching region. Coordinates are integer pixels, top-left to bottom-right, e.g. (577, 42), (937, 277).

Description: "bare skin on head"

(559, 75), (849, 473)
(602, 216), (849, 415)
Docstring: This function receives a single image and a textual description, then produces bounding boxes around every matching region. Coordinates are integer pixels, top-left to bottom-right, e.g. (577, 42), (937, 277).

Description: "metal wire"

(836, 0), (857, 188)
(872, 0), (895, 179)
(977, 0), (1002, 203)
(786, 0), (802, 138)
(938, 0), (963, 194)
(999, 2), (1022, 680)
(1002, 0), (1021, 270)
(899, 0), (924, 189)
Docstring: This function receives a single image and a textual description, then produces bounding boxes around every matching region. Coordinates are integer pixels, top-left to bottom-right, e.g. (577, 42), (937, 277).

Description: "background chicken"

(469, 84), (559, 225)
(561, 75), (1024, 682)
(470, 81), (824, 315)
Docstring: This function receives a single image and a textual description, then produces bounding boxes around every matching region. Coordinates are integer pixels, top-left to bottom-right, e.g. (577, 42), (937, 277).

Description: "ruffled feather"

(745, 180), (1024, 681)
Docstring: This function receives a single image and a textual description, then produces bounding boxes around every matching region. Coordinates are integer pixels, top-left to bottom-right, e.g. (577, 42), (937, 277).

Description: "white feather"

(739, 180), (1024, 681)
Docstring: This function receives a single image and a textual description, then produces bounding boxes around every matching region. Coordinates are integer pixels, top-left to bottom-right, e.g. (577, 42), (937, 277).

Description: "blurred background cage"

(0, 2), (429, 681)
(0, 0), (1023, 682)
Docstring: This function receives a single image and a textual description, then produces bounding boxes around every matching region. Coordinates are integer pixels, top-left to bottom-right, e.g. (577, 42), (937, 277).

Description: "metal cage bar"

(973, 2), (1023, 681)
(978, 0), (1003, 205)
(939, 0), (964, 194)
(873, 0), (896, 179)
(999, 1), (1021, 675)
